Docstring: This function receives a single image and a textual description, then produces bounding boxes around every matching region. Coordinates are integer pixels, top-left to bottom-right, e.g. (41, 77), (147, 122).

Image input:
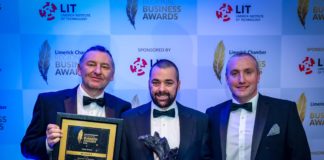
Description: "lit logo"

(39, 2), (57, 21)
(216, 3), (233, 22)
(299, 56), (315, 75)
(130, 57), (148, 76)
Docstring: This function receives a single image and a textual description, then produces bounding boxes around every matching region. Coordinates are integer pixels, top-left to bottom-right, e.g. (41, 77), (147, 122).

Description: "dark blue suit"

(20, 86), (131, 160)
(206, 94), (311, 160)
(120, 102), (211, 160)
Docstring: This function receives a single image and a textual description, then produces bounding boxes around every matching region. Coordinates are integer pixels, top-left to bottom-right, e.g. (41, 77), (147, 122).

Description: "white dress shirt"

(46, 84), (105, 153)
(77, 84), (105, 117)
(226, 93), (259, 160)
(151, 101), (180, 160)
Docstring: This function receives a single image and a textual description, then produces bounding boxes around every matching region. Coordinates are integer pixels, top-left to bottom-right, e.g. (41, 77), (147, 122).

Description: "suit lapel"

(63, 87), (114, 117)
(64, 87), (78, 114)
(251, 95), (269, 160)
(136, 103), (151, 135)
(136, 103), (153, 159)
(220, 101), (231, 160)
(177, 104), (193, 159)
(104, 93), (116, 118)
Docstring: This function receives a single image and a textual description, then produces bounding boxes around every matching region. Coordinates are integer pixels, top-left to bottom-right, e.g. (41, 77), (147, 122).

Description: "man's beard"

(150, 91), (177, 109)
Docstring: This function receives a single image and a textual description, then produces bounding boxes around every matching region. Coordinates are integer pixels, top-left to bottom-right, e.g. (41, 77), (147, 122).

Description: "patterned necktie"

(153, 108), (175, 118)
(231, 102), (252, 112)
(83, 96), (105, 107)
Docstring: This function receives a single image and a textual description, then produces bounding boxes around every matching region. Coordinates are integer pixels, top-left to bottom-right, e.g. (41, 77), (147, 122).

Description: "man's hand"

(46, 124), (63, 148)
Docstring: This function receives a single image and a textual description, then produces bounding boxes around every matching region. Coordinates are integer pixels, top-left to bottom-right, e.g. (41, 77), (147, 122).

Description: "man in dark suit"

(120, 59), (210, 160)
(206, 52), (311, 160)
(21, 45), (131, 159)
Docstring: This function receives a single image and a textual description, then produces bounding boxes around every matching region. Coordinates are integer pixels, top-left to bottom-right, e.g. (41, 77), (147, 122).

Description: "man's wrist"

(45, 138), (53, 153)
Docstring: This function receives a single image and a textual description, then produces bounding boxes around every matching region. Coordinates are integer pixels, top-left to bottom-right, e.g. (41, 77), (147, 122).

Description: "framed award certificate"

(52, 112), (123, 160)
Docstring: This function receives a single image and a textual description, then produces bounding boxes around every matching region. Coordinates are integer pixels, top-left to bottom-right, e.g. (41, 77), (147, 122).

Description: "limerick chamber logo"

(126, 0), (138, 29)
(299, 56), (315, 75)
(130, 57), (148, 76)
(38, 40), (51, 84)
(39, 2), (57, 21)
(213, 41), (225, 84)
(297, 0), (309, 28)
(297, 92), (307, 122)
(216, 3), (233, 22)
(297, 0), (324, 29)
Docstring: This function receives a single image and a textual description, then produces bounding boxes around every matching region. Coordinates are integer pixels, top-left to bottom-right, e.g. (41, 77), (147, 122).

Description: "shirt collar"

(232, 93), (259, 112)
(78, 84), (104, 99)
(151, 100), (177, 111)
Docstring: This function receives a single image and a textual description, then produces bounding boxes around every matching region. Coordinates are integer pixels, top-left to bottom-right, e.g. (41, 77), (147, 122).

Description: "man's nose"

(94, 65), (102, 74)
(158, 83), (166, 92)
(238, 73), (245, 83)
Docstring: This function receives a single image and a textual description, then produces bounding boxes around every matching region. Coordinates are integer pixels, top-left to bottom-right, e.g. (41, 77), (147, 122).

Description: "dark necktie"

(153, 108), (175, 118)
(231, 102), (252, 112)
(83, 96), (105, 107)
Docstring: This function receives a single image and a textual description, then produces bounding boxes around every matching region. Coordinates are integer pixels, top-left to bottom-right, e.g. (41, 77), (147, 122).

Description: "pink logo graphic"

(130, 57), (148, 76)
(299, 56), (315, 75)
(39, 2), (57, 21)
(216, 3), (233, 22)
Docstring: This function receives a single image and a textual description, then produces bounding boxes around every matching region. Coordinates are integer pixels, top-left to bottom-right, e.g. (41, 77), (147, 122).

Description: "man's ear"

(110, 74), (114, 81)
(257, 71), (261, 83)
(225, 73), (230, 85)
(177, 80), (181, 91)
(77, 64), (81, 76)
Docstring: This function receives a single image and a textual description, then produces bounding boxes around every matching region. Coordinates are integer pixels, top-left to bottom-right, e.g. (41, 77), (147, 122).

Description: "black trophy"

(138, 132), (179, 160)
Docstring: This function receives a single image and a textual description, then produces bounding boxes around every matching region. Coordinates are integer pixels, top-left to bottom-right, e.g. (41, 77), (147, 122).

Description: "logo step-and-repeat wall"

(0, 0), (323, 159)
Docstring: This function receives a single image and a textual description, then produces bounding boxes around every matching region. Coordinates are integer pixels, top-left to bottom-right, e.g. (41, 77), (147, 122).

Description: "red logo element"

(299, 56), (315, 75)
(39, 2), (57, 21)
(216, 3), (233, 22)
(130, 58), (148, 76)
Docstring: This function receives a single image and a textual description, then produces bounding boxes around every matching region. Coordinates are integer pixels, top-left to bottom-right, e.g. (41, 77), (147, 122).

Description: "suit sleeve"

(119, 113), (129, 160)
(201, 115), (212, 160)
(20, 94), (49, 159)
(121, 102), (131, 115)
(286, 102), (311, 160)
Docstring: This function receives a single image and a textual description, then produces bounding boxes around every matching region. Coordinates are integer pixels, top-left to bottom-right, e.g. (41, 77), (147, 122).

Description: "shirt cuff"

(46, 138), (53, 153)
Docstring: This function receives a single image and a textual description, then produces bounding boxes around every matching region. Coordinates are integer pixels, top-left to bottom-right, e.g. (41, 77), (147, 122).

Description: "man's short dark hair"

(149, 59), (179, 81)
(79, 45), (115, 70)
(225, 52), (260, 76)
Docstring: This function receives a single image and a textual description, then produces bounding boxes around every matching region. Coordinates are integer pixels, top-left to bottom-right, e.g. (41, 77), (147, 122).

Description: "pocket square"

(267, 123), (280, 136)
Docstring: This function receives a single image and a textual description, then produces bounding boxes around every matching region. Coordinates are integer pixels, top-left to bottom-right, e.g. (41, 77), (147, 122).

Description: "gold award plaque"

(53, 113), (123, 160)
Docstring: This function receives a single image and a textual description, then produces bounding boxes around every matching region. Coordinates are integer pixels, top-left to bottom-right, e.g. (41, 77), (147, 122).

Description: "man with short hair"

(120, 59), (210, 160)
(21, 45), (131, 159)
(206, 52), (311, 160)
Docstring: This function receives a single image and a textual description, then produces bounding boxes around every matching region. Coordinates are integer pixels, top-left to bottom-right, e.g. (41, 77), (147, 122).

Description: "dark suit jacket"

(120, 102), (211, 160)
(20, 86), (131, 160)
(206, 94), (311, 160)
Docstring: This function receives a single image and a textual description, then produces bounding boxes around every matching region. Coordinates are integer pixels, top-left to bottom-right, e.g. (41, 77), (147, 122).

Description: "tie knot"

(83, 96), (105, 107)
(153, 108), (175, 118)
(231, 102), (252, 112)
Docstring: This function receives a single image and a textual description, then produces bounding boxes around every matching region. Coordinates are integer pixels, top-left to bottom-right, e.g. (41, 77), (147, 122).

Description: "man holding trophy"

(120, 59), (210, 160)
